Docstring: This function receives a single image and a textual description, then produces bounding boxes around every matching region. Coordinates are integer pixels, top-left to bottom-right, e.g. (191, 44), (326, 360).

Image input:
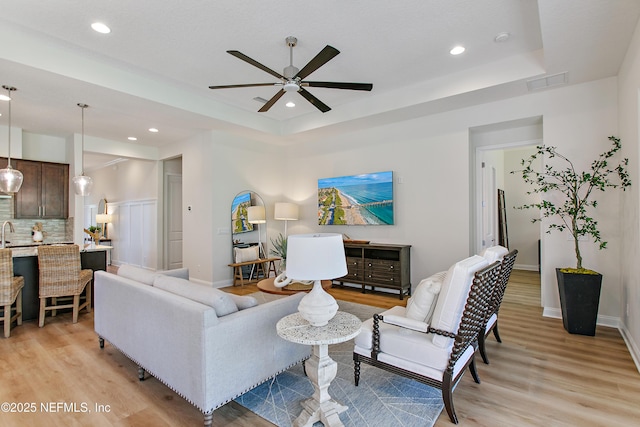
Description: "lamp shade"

(96, 213), (112, 224)
(0, 165), (23, 193)
(286, 233), (347, 281)
(274, 202), (299, 221)
(73, 175), (93, 196)
(247, 205), (266, 224)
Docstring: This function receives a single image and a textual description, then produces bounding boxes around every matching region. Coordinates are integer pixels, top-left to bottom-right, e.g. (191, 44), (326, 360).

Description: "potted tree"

(514, 136), (631, 335)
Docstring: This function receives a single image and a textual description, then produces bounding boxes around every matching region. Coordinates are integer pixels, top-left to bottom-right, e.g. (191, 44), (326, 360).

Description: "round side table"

(276, 311), (361, 427)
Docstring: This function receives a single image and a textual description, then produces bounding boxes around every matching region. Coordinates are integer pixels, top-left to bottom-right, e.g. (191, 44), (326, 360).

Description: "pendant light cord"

(78, 103), (88, 175)
(3, 85), (16, 168)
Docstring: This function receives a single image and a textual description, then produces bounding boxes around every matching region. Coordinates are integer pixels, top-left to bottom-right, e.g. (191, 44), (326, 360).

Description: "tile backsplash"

(0, 197), (73, 245)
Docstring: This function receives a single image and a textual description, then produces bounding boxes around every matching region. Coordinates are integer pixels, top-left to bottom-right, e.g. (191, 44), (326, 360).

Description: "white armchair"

(353, 255), (502, 424)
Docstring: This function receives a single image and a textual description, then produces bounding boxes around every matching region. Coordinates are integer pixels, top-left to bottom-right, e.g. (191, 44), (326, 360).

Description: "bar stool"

(0, 248), (24, 338)
(37, 245), (93, 327)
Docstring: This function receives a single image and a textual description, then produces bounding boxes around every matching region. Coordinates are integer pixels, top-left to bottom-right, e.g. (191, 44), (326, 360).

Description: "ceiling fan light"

(73, 174), (93, 196)
(0, 165), (23, 193)
(284, 81), (299, 92)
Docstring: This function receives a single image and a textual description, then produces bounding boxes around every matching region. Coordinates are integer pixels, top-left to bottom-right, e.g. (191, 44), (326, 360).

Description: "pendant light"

(0, 85), (23, 193)
(72, 103), (93, 196)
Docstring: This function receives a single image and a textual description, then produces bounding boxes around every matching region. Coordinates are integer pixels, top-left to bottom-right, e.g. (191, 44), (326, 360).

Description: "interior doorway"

(163, 157), (183, 270)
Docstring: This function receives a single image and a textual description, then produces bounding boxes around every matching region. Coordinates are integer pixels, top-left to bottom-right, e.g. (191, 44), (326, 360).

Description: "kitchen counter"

(8, 243), (112, 258)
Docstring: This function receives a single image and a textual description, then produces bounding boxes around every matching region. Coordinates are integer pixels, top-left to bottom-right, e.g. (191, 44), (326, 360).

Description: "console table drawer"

(343, 257), (363, 280)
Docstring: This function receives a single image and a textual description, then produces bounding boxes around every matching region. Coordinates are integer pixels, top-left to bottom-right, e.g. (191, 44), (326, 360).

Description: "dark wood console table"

(337, 242), (411, 300)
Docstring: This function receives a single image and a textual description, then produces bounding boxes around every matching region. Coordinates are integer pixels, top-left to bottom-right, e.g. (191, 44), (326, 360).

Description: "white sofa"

(93, 266), (311, 427)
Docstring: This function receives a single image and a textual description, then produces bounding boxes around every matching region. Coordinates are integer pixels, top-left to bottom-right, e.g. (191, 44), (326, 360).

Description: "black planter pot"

(556, 268), (603, 336)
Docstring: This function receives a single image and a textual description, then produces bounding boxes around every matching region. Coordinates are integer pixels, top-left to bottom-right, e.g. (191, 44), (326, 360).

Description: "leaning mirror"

(231, 191), (266, 262)
(96, 198), (109, 238)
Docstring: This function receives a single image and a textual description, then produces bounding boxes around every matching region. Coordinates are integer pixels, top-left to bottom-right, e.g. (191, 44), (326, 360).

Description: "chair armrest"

(382, 314), (429, 333)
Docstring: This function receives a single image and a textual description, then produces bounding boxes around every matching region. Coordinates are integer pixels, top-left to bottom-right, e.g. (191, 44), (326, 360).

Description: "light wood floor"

(0, 270), (638, 426)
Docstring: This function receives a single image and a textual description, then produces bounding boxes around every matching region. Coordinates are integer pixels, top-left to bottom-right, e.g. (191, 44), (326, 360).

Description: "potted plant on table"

(514, 136), (631, 335)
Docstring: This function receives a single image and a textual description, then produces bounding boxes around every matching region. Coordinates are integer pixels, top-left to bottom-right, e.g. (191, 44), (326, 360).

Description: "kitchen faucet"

(1, 220), (14, 249)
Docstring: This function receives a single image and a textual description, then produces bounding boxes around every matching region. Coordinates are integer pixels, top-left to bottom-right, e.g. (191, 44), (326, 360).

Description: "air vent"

(253, 97), (268, 104)
(527, 72), (568, 91)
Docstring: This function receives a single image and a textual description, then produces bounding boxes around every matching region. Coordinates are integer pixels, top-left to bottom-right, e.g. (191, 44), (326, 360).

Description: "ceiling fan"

(208, 36), (373, 113)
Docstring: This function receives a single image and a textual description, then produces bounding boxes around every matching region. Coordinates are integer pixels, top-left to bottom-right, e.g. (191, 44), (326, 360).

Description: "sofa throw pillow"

(153, 276), (238, 317)
(228, 294), (259, 310)
(405, 271), (445, 323)
(234, 246), (260, 263)
(117, 264), (158, 285)
(156, 267), (189, 280)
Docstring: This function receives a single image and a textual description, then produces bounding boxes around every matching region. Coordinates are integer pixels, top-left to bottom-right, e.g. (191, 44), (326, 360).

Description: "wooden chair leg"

(51, 297), (57, 317)
(85, 282), (92, 313)
(72, 295), (80, 323)
(492, 322), (502, 343)
(479, 331), (489, 364)
(469, 357), (481, 384)
(16, 290), (22, 326)
(354, 359), (361, 386)
(39, 298), (46, 327)
(3, 304), (10, 338)
(442, 372), (458, 424)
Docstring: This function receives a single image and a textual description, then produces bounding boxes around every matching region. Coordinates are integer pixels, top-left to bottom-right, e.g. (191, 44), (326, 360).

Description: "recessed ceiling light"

(91, 22), (111, 34)
(450, 46), (465, 55)
(285, 101), (296, 108)
(0, 94), (10, 101)
(128, 136), (137, 141)
(148, 128), (159, 133)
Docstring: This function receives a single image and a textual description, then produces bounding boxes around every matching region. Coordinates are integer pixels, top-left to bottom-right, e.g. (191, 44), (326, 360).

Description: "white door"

(165, 173), (183, 269)
(480, 154), (498, 252)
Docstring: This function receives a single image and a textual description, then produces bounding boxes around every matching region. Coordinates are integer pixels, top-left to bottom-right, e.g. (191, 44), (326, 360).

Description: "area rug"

(235, 294), (444, 427)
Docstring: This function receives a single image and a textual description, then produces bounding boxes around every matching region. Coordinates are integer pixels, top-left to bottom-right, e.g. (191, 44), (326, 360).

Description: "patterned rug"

(235, 295), (444, 427)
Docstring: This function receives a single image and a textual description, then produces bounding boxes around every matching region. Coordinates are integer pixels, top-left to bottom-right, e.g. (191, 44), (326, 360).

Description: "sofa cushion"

(234, 246), (259, 263)
(153, 276), (238, 317)
(117, 264), (158, 285)
(480, 245), (508, 263)
(430, 255), (489, 348)
(405, 271), (445, 323)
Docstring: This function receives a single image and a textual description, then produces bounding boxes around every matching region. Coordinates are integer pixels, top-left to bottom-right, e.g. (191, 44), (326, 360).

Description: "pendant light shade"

(73, 103), (93, 196)
(0, 85), (23, 194)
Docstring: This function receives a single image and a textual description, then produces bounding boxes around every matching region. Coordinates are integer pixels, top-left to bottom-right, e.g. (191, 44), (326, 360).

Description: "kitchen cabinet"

(13, 159), (69, 219)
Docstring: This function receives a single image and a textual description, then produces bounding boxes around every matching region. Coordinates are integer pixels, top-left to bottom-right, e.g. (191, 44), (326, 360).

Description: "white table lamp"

(274, 202), (299, 237)
(247, 205), (266, 258)
(286, 233), (347, 326)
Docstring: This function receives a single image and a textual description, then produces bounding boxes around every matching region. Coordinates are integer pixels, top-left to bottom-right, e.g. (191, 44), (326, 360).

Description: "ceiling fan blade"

(295, 45), (340, 80)
(258, 89), (285, 112)
(298, 88), (331, 113)
(303, 81), (373, 91)
(227, 50), (285, 80)
(209, 83), (278, 89)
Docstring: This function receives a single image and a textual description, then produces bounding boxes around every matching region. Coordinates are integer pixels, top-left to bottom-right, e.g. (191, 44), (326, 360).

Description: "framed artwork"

(318, 171), (394, 225)
(231, 192), (253, 234)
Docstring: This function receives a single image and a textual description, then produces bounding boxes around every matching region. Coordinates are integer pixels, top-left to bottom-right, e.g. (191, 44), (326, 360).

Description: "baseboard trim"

(514, 264), (539, 271)
(542, 307), (619, 328)
(619, 323), (640, 374)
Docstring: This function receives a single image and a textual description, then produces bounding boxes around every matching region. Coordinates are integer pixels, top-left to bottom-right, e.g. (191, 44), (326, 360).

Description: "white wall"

(504, 146), (541, 270)
(617, 17), (640, 369)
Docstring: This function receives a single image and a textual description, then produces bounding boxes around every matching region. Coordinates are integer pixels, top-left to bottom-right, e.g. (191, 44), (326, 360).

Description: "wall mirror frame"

(231, 190), (267, 262)
(97, 198), (108, 238)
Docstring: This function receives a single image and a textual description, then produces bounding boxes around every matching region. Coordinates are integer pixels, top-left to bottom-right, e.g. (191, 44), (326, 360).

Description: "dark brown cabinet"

(14, 159), (69, 219)
(338, 242), (411, 300)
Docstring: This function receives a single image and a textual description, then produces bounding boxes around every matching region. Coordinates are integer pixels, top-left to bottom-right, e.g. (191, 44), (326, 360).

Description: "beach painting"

(318, 171), (394, 225)
(231, 192), (253, 234)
